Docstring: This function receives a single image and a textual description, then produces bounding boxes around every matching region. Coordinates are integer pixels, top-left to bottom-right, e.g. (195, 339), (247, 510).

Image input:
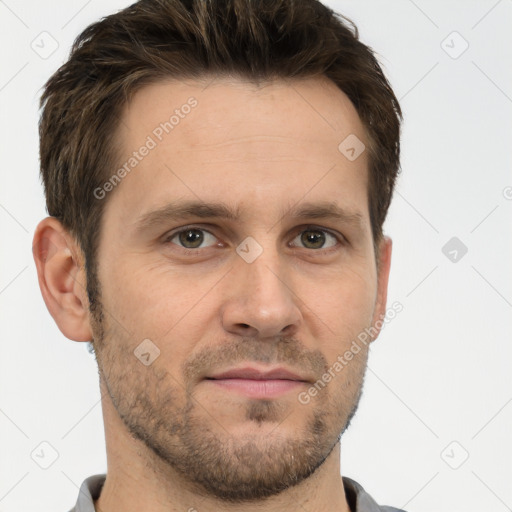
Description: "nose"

(220, 248), (302, 340)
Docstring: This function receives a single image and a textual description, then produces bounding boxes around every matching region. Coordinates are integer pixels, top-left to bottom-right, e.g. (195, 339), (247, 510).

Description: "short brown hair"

(39, 0), (402, 311)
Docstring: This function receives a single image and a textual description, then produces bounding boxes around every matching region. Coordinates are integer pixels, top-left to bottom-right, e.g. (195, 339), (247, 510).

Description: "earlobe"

(370, 235), (393, 341)
(33, 217), (93, 342)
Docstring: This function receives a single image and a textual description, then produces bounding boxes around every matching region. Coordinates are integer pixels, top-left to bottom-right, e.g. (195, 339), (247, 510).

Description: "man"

(32, 0), (404, 510)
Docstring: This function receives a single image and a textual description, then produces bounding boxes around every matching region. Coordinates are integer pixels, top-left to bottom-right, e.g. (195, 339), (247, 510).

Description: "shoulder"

(67, 473), (106, 512)
(342, 476), (407, 512)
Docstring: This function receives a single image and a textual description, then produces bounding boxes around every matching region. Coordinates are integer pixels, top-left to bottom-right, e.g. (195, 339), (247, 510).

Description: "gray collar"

(69, 473), (406, 512)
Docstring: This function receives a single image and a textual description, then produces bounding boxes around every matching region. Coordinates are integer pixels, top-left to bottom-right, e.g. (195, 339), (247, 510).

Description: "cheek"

(308, 264), (376, 320)
(100, 245), (377, 346)
(102, 259), (222, 342)
(305, 268), (376, 359)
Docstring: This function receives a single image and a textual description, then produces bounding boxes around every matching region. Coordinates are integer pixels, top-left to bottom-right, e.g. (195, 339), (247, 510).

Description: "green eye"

(292, 228), (340, 250)
(167, 228), (218, 249)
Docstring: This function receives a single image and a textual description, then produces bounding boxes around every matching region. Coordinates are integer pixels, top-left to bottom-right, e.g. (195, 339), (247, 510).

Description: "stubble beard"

(87, 274), (368, 503)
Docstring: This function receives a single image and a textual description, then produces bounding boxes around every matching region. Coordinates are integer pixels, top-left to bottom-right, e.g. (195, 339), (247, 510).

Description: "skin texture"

(33, 76), (392, 512)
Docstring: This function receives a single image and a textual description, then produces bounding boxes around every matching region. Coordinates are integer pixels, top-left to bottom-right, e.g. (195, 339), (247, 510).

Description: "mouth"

(204, 366), (310, 399)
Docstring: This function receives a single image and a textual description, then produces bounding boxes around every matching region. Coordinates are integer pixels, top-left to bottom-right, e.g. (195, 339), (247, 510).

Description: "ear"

(369, 235), (392, 342)
(32, 217), (93, 342)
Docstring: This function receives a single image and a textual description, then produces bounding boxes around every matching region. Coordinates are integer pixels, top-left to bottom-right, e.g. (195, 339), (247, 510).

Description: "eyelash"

(163, 225), (346, 254)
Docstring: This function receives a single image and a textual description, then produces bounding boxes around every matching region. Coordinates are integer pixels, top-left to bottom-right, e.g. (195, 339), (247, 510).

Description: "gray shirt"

(68, 474), (406, 512)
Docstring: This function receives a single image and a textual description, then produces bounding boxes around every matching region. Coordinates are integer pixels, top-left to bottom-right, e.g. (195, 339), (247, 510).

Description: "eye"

(290, 227), (341, 250)
(163, 225), (343, 253)
(166, 227), (219, 249)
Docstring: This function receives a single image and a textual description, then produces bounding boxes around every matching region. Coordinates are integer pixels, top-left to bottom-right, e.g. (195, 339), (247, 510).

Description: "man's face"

(90, 77), (388, 501)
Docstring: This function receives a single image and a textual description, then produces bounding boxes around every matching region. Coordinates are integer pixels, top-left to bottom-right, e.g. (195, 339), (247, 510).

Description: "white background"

(0, 1), (511, 511)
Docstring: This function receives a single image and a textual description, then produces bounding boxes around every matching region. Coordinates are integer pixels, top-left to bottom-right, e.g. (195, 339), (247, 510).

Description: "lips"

(206, 366), (308, 382)
(203, 366), (310, 398)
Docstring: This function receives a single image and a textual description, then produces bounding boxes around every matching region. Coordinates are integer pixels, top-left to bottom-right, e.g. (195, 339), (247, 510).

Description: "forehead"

(105, 76), (371, 231)
(119, 75), (367, 151)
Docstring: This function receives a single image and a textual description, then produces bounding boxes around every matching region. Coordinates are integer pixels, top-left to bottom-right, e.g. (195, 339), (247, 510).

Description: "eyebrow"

(132, 199), (365, 235)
